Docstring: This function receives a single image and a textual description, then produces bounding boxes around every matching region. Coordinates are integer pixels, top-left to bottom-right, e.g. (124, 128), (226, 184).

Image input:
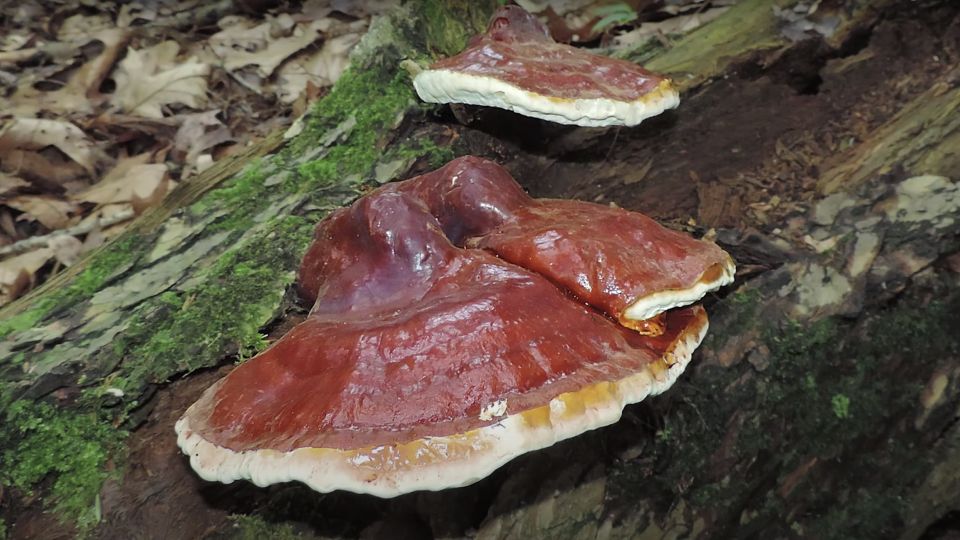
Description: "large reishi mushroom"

(176, 157), (734, 497)
(412, 5), (680, 127)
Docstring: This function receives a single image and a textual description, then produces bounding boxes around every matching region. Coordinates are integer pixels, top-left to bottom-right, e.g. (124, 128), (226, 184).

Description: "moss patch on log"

(224, 515), (306, 540)
(611, 288), (959, 538)
(418, 0), (498, 57)
(0, 2), (501, 531)
(99, 215), (313, 396)
(0, 236), (142, 339)
(0, 399), (125, 531)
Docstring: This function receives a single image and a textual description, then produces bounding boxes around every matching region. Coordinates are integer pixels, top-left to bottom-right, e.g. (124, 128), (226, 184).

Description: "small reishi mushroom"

(412, 5), (680, 127)
(176, 157), (734, 497)
(471, 199), (736, 334)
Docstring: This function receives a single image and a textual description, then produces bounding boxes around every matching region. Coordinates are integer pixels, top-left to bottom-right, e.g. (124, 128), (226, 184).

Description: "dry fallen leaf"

(0, 148), (90, 190)
(82, 223), (106, 253)
(173, 110), (233, 174)
(76, 155), (169, 207)
(205, 14), (326, 93)
(90, 202), (134, 222)
(194, 154), (215, 174)
(56, 13), (114, 41)
(0, 208), (18, 240)
(59, 29), (131, 101)
(48, 234), (84, 267)
(4, 195), (79, 230)
(117, 3), (159, 28)
(0, 247), (52, 306)
(111, 41), (210, 118)
(0, 172), (31, 198)
(0, 117), (105, 175)
(609, 8), (730, 50)
(1, 31), (33, 52)
(5, 27), (130, 116)
(0, 0), (379, 308)
(275, 23), (365, 103)
(329, 0), (399, 17)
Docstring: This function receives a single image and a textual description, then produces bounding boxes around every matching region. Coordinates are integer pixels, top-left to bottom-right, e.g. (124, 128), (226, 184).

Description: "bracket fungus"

(176, 156), (734, 497)
(412, 5), (680, 127)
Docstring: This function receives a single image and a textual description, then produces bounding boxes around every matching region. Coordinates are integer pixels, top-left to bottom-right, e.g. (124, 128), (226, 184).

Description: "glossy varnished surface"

(474, 200), (734, 321)
(297, 157), (530, 305)
(303, 157), (731, 324)
(192, 188), (705, 451)
(185, 156), (731, 454)
(429, 6), (667, 102)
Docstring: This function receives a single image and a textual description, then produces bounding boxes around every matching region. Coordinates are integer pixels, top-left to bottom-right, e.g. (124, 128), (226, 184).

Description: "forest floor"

(3, 1), (960, 539)
(0, 0), (384, 308)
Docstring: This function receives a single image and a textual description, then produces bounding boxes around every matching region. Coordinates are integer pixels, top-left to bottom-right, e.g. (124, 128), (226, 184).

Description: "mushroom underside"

(622, 262), (737, 322)
(414, 70), (680, 127)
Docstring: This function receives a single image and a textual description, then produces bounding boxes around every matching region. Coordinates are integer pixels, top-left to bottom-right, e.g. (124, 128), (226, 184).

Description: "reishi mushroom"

(412, 5), (680, 127)
(176, 157), (735, 496)
(472, 199), (736, 333)
(302, 157), (734, 333)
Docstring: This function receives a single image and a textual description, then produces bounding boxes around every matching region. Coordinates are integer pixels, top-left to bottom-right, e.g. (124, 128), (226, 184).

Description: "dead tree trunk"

(2, 1), (959, 539)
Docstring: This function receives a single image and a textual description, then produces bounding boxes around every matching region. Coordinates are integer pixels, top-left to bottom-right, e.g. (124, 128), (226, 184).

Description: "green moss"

(418, 0), (498, 57)
(191, 160), (267, 231)
(610, 37), (669, 65)
(104, 215), (313, 393)
(392, 138), (457, 169)
(68, 237), (140, 296)
(830, 393), (851, 419)
(612, 291), (959, 538)
(238, 332), (271, 361)
(100, 65), (463, 389)
(226, 515), (305, 540)
(0, 303), (50, 339)
(0, 400), (124, 532)
(0, 236), (141, 339)
(701, 287), (763, 351)
(194, 52), (422, 231)
(291, 67), (459, 195)
(199, 67), (422, 235)
(0, 218), (312, 527)
(294, 69), (417, 182)
(0, 4), (489, 530)
(728, 306), (942, 537)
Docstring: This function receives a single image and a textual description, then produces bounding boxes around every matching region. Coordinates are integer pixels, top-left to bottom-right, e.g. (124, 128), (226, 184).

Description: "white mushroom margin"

(623, 257), (737, 322)
(413, 69), (680, 127)
(175, 313), (707, 498)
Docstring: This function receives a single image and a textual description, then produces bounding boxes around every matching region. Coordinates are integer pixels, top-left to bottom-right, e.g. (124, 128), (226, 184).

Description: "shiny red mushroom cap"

(305, 155), (734, 333)
(176, 157), (736, 497)
(472, 199), (736, 333)
(176, 185), (710, 497)
(412, 6), (680, 127)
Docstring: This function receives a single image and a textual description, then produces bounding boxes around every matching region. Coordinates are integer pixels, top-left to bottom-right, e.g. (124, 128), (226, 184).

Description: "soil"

(6, 2), (960, 539)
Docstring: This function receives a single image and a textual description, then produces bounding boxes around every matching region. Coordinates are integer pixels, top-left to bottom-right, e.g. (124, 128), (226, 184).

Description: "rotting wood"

(2, 0), (958, 537)
(470, 73), (960, 540)
(0, 1), (499, 531)
(818, 69), (960, 195)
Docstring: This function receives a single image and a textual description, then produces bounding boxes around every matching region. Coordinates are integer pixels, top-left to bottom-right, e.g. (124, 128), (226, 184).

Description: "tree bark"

(2, 1), (959, 538)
